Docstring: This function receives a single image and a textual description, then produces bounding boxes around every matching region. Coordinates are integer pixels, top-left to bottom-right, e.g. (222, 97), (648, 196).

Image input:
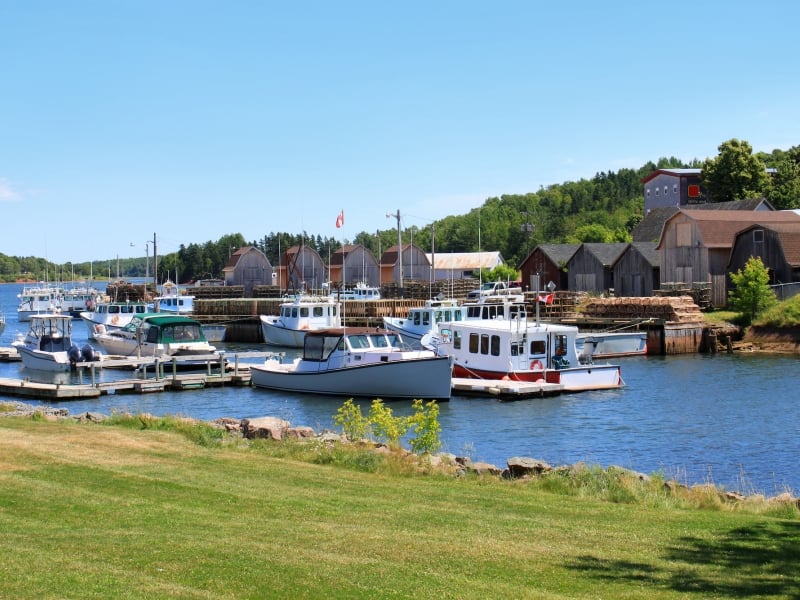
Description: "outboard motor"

(68, 344), (82, 368)
(81, 344), (98, 362)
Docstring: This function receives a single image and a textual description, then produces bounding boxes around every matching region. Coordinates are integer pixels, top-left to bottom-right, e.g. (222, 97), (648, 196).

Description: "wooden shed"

(612, 242), (660, 297)
(279, 245), (326, 293)
(567, 243), (628, 294)
(222, 246), (273, 296)
(657, 209), (800, 307)
(519, 244), (579, 292)
(728, 222), (800, 290)
(380, 243), (431, 287)
(328, 244), (380, 288)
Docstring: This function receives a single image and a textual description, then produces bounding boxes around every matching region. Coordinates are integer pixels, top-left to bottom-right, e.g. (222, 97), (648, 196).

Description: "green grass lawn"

(1, 417), (799, 599)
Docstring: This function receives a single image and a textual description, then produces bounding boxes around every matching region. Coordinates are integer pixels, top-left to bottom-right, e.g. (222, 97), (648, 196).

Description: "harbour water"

(1, 282), (798, 495)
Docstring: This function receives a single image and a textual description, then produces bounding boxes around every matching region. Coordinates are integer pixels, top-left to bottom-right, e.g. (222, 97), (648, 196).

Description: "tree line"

(2, 139), (797, 284)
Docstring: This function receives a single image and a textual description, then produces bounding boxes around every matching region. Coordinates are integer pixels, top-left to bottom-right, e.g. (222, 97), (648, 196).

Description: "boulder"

(506, 456), (552, 478)
(241, 416), (290, 440)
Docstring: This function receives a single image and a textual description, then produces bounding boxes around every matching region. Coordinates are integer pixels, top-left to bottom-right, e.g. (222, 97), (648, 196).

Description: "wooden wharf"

(0, 351), (279, 401)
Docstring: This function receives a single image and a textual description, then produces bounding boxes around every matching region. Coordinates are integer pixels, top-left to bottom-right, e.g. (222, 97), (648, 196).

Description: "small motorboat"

(13, 313), (100, 372)
(251, 327), (452, 400)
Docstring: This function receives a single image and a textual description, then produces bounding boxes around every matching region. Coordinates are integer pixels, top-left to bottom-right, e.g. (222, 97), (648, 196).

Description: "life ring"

(530, 359), (544, 371)
(111, 316), (120, 325)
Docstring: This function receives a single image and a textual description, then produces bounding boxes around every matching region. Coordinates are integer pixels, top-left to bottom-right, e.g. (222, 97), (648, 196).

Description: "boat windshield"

(303, 334), (341, 361)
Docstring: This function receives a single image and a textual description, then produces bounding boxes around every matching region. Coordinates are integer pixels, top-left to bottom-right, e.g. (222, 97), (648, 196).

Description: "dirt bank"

(742, 325), (800, 354)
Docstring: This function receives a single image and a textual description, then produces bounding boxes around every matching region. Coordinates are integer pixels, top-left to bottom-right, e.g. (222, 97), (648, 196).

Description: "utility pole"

(386, 210), (402, 294)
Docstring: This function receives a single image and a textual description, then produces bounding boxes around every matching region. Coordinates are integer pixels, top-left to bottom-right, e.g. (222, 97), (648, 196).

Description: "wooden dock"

(451, 377), (563, 400)
(0, 351), (278, 401)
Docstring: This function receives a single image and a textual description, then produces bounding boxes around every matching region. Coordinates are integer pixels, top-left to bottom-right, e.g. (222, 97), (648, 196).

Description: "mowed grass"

(1, 417), (799, 599)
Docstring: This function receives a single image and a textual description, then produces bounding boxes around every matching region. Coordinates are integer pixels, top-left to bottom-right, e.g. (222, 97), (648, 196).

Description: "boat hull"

(16, 346), (72, 372)
(260, 318), (308, 348)
(451, 363), (622, 392)
(251, 356), (453, 400)
(577, 332), (648, 360)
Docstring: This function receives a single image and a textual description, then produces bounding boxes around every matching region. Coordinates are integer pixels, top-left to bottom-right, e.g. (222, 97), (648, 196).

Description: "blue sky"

(2, 1), (799, 264)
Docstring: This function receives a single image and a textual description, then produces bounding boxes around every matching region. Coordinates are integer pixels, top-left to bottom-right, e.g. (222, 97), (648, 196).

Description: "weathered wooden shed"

(567, 243), (628, 293)
(518, 244), (579, 292)
(279, 245), (326, 293)
(380, 243), (431, 286)
(222, 246), (273, 296)
(328, 244), (380, 287)
(612, 242), (660, 297)
(657, 209), (800, 307)
(728, 222), (800, 290)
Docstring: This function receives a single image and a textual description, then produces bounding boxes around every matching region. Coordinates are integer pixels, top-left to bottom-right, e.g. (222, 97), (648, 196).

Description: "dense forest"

(2, 139), (798, 284)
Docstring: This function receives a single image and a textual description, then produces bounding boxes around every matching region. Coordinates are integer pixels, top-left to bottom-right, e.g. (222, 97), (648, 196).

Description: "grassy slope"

(1, 418), (798, 599)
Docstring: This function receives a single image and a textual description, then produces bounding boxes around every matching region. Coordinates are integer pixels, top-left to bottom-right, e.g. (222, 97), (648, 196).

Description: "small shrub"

(407, 400), (442, 455)
(368, 399), (409, 449)
(333, 399), (370, 441)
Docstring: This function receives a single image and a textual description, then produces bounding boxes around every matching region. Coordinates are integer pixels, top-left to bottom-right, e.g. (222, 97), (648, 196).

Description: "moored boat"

(382, 298), (466, 342)
(12, 313), (100, 372)
(150, 280), (195, 315)
(260, 295), (341, 348)
(431, 317), (622, 393)
(576, 331), (648, 362)
(382, 294), (527, 343)
(92, 313), (217, 358)
(60, 283), (104, 317)
(250, 327), (452, 400)
(16, 284), (64, 322)
(79, 300), (150, 339)
(329, 281), (381, 301)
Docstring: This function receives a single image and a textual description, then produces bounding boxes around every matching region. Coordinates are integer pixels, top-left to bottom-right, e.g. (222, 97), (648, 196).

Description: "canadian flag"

(537, 293), (554, 305)
(335, 210), (344, 228)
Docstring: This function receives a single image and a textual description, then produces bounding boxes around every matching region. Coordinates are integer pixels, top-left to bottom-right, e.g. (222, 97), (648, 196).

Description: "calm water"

(1, 282), (798, 494)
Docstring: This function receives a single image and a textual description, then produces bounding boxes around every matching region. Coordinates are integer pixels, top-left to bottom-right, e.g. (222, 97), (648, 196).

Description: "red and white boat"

(430, 317), (622, 392)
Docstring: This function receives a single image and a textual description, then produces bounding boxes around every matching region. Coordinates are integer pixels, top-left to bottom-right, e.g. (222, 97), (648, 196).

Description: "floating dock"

(451, 377), (564, 400)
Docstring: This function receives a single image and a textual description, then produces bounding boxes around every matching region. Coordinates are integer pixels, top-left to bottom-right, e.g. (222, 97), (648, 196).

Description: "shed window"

(673, 184), (678, 194)
(753, 229), (764, 243)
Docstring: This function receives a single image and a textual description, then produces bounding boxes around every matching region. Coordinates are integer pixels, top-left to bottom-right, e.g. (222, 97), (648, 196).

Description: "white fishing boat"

(430, 317), (622, 393)
(12, 313), (100, 372)
(260, 295), (341, 348)
(382, 294), (527, 343)
(329, 281), (381, 301)
(576, 331), (648, 362)
(382, 298), (466, 342)
(250, 327), (452, 400)
(92, 313), (216, 358)
(150, 280), (195, 314)
(16, 284), (64, 322)
(60, 283), (104, 317)
(79, 300), (150, 339)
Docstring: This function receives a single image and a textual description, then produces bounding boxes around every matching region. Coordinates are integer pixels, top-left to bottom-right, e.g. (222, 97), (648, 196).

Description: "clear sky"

(2, 1), (799, 264)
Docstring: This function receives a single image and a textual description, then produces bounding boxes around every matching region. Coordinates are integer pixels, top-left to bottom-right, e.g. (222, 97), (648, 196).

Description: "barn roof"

(424, 251), (504, 270)
(660, 210), (800, 250)
(625, 242), (660, 267)
(578, 243), (629, 266)
(733, 222), (800, 267)
(533, 244), (581, 265)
